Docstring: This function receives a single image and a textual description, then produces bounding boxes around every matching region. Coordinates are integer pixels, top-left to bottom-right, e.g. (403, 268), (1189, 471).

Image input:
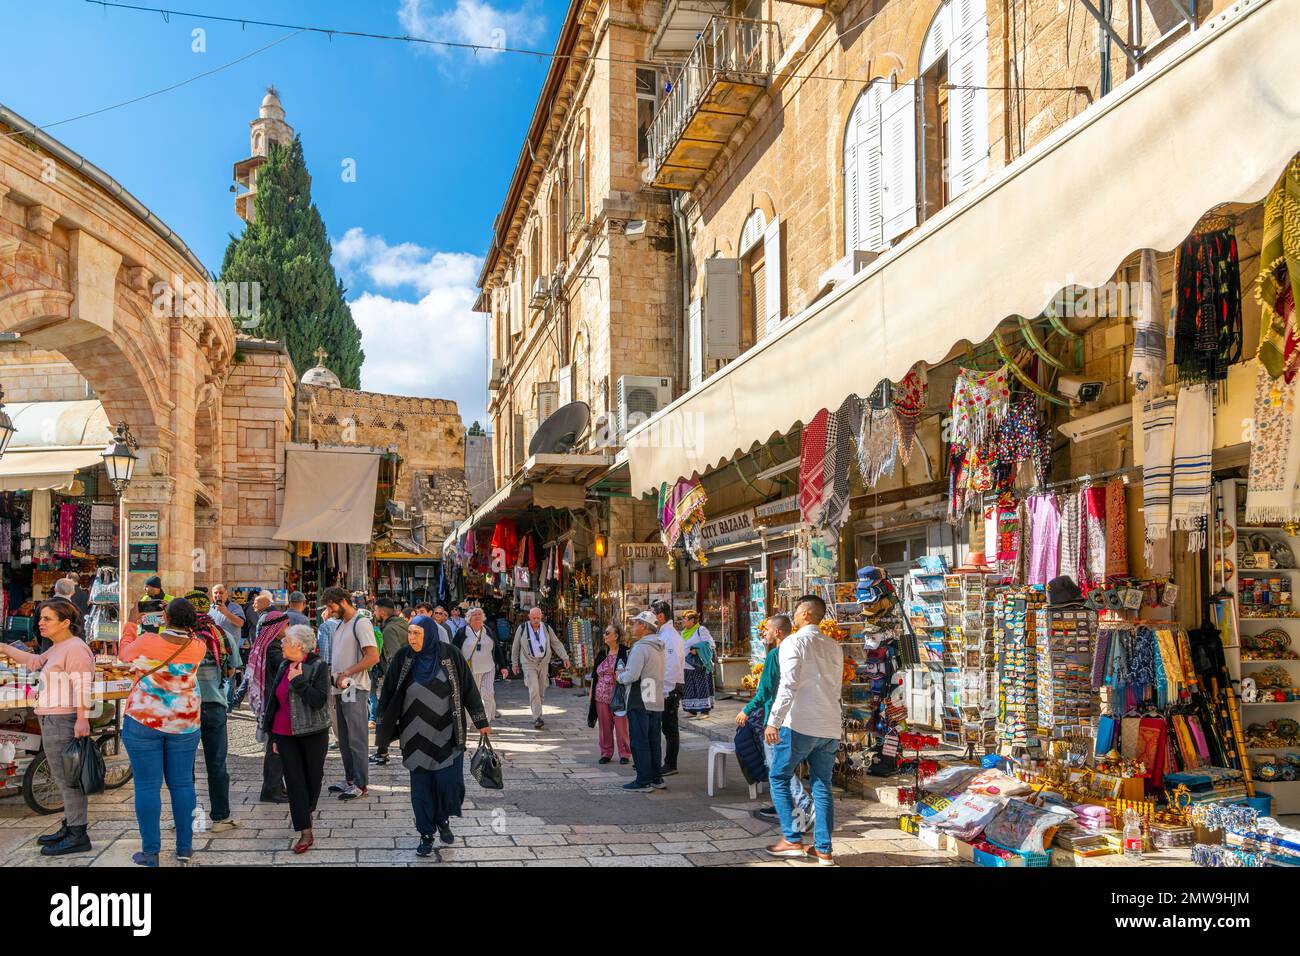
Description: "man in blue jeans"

(617, 611), (666, 792)
(764, 594), (843, 865)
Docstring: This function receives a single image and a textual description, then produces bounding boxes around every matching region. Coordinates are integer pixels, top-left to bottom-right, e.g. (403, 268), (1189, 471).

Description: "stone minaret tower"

(232, 86), (295, 223)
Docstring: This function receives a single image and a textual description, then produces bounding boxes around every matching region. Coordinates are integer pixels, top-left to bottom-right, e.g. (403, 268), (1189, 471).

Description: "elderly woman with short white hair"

(458, 606), (503, 721)
(262, 623), (332, 854)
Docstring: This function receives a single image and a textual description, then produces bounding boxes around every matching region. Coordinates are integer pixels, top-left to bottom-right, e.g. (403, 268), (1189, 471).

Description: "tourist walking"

(652, 601), (685, 776)
(458, 607), (500, 721)
(119, 597), (207, 867)
(194, 607), (241, 832)
(263, 624), (331, 854)
(0, 599), (95, 856)
(321, 586), (379, 800)
(617, 611), (666, 792)
(376, 614), (491, 857)
(764, 595), (843, 865)
(587, 623), (630, 765)
(681, 610), (716, 717)
(511, 606), (570, 729)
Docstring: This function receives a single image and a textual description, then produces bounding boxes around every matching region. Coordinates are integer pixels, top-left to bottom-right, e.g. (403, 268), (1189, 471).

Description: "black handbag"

(470, 736), (503, 790)
(62, 736), (105, 795)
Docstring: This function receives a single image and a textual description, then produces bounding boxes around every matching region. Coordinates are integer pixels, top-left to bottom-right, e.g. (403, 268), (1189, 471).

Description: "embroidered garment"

(892, 365), (928, 465)
(659, 477), (708, 554)
(1246, 362), (1300, 524)
(1174, 226), (1243, 383)
(1141, 395), (1177, 559)
(1058, 493), (1081, 583)
(1081, 486), (1107, 589)
(1256, 157), (1300, 382)
(1104, 478), (1129, 580)
(995, 496), (1021, 580)
(72, 505), (91, 554)
(950, 366), (1012, 450)
(996, 395), (1052, 488)
(1026, 494), (1060, 586)
(1129, 248), (1167, 392)
(1170, 383), (1214, 551)
(798, 409), (830, 527)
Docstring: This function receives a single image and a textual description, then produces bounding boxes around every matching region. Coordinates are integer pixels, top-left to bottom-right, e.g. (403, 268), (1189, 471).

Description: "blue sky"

(1, 0), (566, 425)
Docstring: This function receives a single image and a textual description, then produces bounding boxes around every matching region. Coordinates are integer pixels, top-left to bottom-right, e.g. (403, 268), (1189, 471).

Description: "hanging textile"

(31, 489), (51, 539)
(346, 543), (367, 591)
(1058, 492), (1081, 583)
(995, 394), (1052, 488)
(1140, 395), (1177, 560)
(892, 364), (928, 465)
(57, 504), (76, 556)
(798, 408), (830, 526)
(1080, 486), (1107, 589)
(950, 366), (1013, 449)
(72, 504), (92, 554)
(1104, 478), (1129, 579)
(819, 397), (857, 544)
(1170, 383), (1214, 551)
(659, 476), (708, 566)
(982, 505), (999, 569)
(1025, 494), (1060, 586)
(995, 495), (1021, 580)
(1256, 156), (1300, 382)
(854, 405), (898, 488)
(1174, 224), (1242, 383)
(1129, 248), (1168, 392)
(490, 519), (519, 569)
(1246, 359), (1300, 524)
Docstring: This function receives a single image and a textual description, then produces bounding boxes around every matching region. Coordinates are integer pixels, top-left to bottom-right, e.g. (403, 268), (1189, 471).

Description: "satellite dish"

(528, 401), (591, 456)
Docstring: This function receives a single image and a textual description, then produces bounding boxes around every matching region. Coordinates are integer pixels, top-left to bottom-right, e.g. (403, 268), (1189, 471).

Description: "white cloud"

(397, 0), (545, 61)
(333, 228), (488, 425)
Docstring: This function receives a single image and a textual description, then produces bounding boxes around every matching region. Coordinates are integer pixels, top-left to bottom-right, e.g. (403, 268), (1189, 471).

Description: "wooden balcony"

(646, 16), (777, 191)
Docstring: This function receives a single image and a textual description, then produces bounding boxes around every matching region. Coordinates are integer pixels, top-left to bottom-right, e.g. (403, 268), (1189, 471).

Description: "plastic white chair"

(707, 741), (763, 799)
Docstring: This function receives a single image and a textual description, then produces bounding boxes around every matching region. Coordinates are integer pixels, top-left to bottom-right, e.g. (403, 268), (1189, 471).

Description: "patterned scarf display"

(995, 395), (1052, 488)
(855, 406), (898, 488)
(1104, 478), (1129, 580)
(1081, 486), (1107, 590)
(90, 503), (115, 555)
(1256, 157), (1300, 383)
(798, 408), (830, 527)
(1170, 383), (1214, 551)
(892, 365), (928, 465)
(819, 398), (856, 544)
(950, 366), (1013, 449)
(1058, 492), (1081, 584)
(659, 477), (708, 565)
(996, 495), (1022, 580)
(1246, 363), (1300, 524)
(1140, 395), (1176, 561)
(1129, 248), (1167, 392)
(1174, 225), (1242, 383)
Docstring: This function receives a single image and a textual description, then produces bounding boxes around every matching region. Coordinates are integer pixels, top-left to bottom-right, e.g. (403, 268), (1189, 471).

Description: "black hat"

(1046, 575), (1086, 607)
(145, 575), (163, 590)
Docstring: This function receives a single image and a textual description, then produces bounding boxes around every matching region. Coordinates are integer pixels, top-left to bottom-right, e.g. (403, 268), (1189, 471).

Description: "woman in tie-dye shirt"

(119, 598), (206, 867)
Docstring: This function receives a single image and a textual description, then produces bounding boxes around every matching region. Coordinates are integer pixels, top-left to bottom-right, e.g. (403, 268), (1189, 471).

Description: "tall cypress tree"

(220, 136), (364, 387)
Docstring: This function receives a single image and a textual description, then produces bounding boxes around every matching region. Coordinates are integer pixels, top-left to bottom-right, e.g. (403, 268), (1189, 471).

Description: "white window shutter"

(948, 14), (990, 199)
(557, 364), (573, 407)
(704, 257), (741, 360)
(688, 297), (704, 389)
(951, 0), (985, 40)
(843, 128), (860, 255)
(919, 2), (953, 73)
(858, 82), (886, 251)
(879, 84), (918, 241)
(762, 216), (782, 337)
(536, 381), (559, 424)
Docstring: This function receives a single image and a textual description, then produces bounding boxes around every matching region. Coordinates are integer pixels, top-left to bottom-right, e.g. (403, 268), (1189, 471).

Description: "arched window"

(919, 0), (989, 203)
(737, 209), (781, 343)
(843, 80), (889, 254)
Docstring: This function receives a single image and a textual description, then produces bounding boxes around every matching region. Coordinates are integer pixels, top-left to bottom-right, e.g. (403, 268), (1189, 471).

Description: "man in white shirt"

(321, 586), (380, 801)
(652, 600), (686, 776)
(764, 594), (843, 866)
(458, 607), (503, 721)
(511, 606), (571, 730)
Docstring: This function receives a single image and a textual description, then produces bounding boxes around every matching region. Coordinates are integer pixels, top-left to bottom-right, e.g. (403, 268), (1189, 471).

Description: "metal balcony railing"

(647, 16), (778, 183)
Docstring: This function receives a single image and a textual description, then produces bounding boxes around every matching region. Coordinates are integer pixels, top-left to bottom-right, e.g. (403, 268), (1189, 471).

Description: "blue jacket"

(733, 710), (768, 785)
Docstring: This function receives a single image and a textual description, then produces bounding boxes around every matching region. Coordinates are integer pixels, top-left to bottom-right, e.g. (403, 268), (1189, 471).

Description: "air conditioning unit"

(529, 276), (550, 310)
(817, 250), (878, 294)
(616, 375), (673, 437)
(487, 358), (504, 391)
(1058, 401), (1134, 444)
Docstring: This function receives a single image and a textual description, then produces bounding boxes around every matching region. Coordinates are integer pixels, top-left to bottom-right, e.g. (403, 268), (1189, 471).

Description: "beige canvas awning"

(274, 445), (381, 545)
(0, 447), (106, 492)
(627, 0), (1300, 495)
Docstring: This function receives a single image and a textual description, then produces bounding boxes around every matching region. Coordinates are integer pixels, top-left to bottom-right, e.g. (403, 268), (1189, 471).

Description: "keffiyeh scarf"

(1246, 363), (1300, 524)
(819, 398), (857, 544)
(799, 409), (830, 527)
(1170, 383), (1214, 551)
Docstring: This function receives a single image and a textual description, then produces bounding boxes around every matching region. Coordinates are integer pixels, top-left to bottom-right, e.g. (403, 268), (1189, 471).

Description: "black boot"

(40, 824), (91, 857)
(37, 819), (68, 846)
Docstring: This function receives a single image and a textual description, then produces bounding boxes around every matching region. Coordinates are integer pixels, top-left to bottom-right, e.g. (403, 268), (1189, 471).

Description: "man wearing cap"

(617, 611), (667, 792)
(285, 591), (310, 627)
(136, 576), (173, 634)
(511, 606), (570, 730)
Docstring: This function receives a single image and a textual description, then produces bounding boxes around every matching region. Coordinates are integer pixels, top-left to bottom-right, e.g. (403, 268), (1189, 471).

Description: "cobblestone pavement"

(0, 679), (963, 867)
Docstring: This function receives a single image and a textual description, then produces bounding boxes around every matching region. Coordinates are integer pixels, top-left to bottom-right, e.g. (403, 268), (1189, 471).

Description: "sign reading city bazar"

(128, 510), (160, 574)
(620, 543), (669, 561)
(699, 508), (757, 551)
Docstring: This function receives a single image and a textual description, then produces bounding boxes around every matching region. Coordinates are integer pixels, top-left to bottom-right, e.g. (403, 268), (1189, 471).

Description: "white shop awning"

(627, 0), (1300, 495)
(0, 447), (106, 492)
(273, 444), (381, 545)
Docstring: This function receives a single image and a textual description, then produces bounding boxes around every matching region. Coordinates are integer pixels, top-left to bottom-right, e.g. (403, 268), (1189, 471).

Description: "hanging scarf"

(819, 397), (857, 543)
(1246, 363), (1300, 524)
(195, 613), (225, 672)
(855, 405), (898, 488)
(1058, 492), (1081, 583)
(1104, 478), (1129, 579)
(1129, 248), (1167, 392)
(1141, 395), (1177, 560)
(950, 366), (1012, 450)
(995, 495), (1021, 579)
(246, 610), (289, 718)
(1081, 486), (1107, 590)
(409, 615), (445, 683)
(1174, 225), (1242, 383)
(1256, 157), (1300, 382)
(798, 408), (830, 526)
(490, 519), (519, 569)
(1128, 627), (1157, 710)
(892, 365), (928, 465)
(1026, 494), (1060, 586)
(659, 476), (708, 558)
(1170, 383), (1214, 551)
(996, 394), (1052, 488)
(1091, 627), (1112, 690)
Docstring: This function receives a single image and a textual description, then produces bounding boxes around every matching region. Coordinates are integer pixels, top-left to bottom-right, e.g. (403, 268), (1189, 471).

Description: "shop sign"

(699, 508), (757, 550)
(755, 495), (798, 519)
(619, 543), (669, 561)
(128, 510), (160, 541)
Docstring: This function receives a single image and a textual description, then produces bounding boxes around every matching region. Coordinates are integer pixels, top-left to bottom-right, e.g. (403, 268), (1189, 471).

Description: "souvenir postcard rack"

(941, 572), (997, 750)
(1035, 605), (1098, 741)
(996, 586), (1044, 750)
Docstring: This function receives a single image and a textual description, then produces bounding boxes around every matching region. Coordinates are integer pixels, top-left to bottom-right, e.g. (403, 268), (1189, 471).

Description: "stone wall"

(0, 346), (90, 402)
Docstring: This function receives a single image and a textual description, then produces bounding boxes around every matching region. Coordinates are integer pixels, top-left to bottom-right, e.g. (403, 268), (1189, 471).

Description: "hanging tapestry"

(1058, 492), (1081, 583)
(1170, 383), (1214, 551)
(659, 477), (708, 566)
(1246, 363), (1300, 524)
(995, 394), (1052, 488)
(799, 408), (830, 526)
(1256, 156), (1300, 382)
(892, 364), (928, 465)
(1026, 494), (1060, 586)
(1129, 248), (1167, 392)
(1140, 394), (1176, 559)
(89, 503), (114, 555)
(950, 366), (1012, 450)
(855, 405), (898, 488)
(1080, 486), (1107, 590)
(1174, 225), (1242, 383)
(1104, 478), (1129, 579)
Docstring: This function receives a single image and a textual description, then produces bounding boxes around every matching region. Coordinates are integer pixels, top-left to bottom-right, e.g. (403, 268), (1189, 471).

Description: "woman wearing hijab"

(681, 610), (716, 717)
(376, 614), (491, 857)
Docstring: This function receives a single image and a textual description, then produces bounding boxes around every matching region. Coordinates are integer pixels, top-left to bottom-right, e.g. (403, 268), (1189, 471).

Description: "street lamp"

(0, 387), (16, 459)
(102, 422), (138, 643)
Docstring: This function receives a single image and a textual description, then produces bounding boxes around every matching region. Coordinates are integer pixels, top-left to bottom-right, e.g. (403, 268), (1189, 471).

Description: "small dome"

(301, 364), (341, 388)
(259, 87), (285, 121)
